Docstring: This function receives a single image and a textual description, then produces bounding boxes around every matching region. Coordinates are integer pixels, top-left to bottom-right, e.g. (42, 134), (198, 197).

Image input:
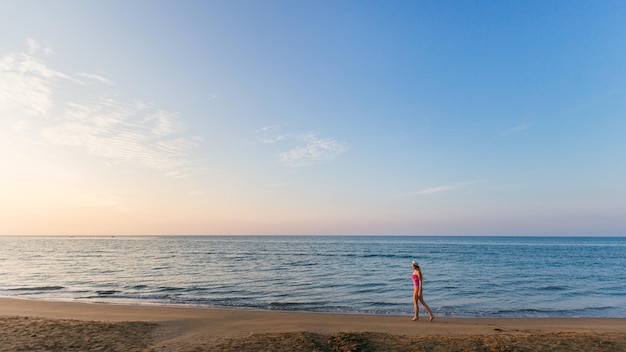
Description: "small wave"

(540, 285), (567, 291)
(353, 286), (386, 294)
(434, 306), (567, 318)
(268, 301), (307, 309)
(8, 286), (65, 291)
(488, 308), (570, 317)
(157, 286), (185, 292)
(317, 252), (408, 260)
(286, 261), (316, 267)
(84, 293), (174, 301)
(96, 290), (119, 295)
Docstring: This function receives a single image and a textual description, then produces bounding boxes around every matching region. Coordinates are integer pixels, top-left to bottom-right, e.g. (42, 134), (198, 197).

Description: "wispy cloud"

(0, 39), (202, 178)
(393, 185), (458, 199)
(0, 49), (72, 116)
(279, 132), (349, 167)
(393, 180), (485, 199)
(77, 72), (113, 85)
(27, 37), (53, 56)
(255, 126), (292, 144)
(256, 126), (349, 167)
(41, 98), (202, 177)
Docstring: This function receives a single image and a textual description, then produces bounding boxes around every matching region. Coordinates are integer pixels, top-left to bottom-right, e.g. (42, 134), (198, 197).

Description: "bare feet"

(429, 315), (435, 322)
(412, 316), (418, 321)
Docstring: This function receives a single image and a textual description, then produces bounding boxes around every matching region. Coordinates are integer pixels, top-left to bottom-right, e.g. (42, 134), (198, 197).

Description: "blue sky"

(1, 0), (625, 235)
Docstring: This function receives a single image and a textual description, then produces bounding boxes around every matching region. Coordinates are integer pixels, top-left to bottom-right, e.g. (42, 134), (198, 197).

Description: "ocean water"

(0, 236), (624, 318)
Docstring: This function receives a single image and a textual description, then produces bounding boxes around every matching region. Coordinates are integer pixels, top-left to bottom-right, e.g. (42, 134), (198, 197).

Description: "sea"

(1, 236), (624, 318)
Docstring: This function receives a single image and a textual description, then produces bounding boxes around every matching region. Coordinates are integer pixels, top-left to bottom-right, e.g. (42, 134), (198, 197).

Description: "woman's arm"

(417, 269), (423, 295)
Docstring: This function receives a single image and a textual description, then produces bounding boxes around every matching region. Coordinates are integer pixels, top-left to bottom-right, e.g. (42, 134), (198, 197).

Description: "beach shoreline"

(2, 297), (625, 351)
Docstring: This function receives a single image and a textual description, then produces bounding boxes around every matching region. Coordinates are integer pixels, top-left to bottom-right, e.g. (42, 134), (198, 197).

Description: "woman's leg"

(418, 295), (434, 321)
(412, 289), (419, 320)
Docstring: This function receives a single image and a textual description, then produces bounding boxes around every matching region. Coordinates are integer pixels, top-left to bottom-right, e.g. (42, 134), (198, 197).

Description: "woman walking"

(411, 261), (434, 321)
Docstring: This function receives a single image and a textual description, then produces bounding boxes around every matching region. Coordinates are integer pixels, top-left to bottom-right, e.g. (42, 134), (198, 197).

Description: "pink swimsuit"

(412, 274), (420, 287)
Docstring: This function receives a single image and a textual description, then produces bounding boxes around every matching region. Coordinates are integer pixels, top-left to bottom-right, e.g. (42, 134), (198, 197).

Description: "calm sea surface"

(1, 236), (624, 318)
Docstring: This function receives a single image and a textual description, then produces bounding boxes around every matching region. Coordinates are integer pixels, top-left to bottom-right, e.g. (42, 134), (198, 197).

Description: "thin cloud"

(0, 39), (202, 178)
(0, 50), (73, 116)
(41, 98), (202, 177)
(27, 37), (53, 56)
(394, 180), (488, 199)
(77, 72), (113, 85)
(278, 132), (349, 167)
(394, 185), (457, 199)
(255, 126), (292, 144)
(255, 126), (349, 167)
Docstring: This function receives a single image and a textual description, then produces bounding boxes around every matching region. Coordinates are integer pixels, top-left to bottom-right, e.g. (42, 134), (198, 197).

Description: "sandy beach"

(1, 297), (625, 351)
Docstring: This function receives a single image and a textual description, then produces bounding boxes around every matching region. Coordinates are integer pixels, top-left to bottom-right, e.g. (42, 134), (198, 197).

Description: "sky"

(1, 0), (625, 236)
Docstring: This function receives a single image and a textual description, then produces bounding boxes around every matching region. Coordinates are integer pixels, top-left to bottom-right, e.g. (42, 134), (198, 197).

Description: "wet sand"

(1, 297), (625, 351)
